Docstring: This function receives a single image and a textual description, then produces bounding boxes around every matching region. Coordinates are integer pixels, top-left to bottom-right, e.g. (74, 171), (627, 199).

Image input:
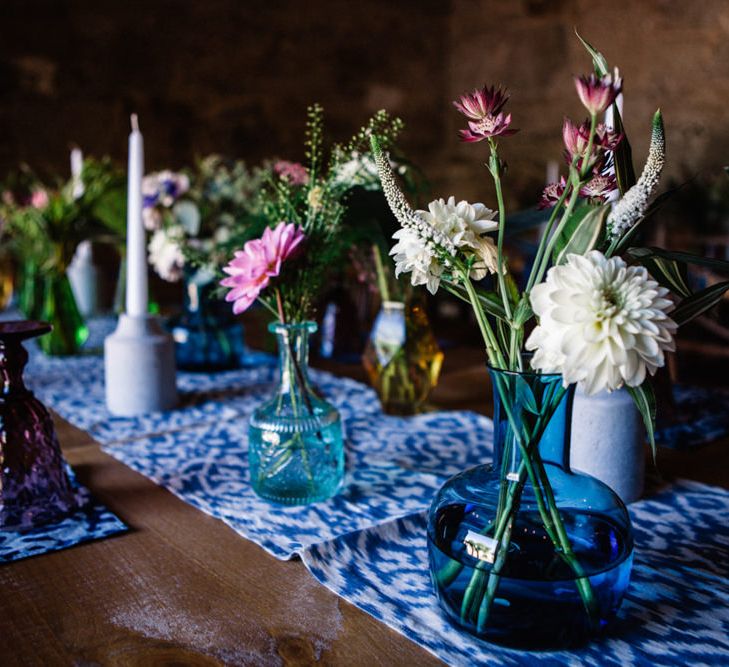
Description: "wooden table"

(1, 351), (727, 666)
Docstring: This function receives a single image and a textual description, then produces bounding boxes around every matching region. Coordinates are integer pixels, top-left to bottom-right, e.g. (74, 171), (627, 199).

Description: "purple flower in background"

(454, 85), (518, 142)
(273, 160), (309, 186)
(574, 68), (622, 115)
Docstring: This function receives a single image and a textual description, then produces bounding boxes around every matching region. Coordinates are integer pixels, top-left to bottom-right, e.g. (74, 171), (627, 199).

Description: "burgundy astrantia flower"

(273, 160), (309, 186)
(220, 221), (305, 314)
(593, 124), (623, 152)
(538, 177), (567, 210)
(454, 85), (518, 142)
(574, 68), (622, 115)
(580, 173), (618, 201)
(563, 118), (623, 172)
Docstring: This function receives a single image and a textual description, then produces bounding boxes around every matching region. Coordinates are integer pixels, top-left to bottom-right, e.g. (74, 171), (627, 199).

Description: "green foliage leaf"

(626, 382), (657, 461)
(671, 280), (729, 326)
(610, 106), (637, 195)
(552, 203), (606, 265)
(514, 375), (539, 415)
(575, 30), (609, 76)
(442, 280), (507, 322)
(513, 295), (533, 327)
(628, 246), (729, 276)
(626, 247), (692, 298)
(611, 185), (684, 256)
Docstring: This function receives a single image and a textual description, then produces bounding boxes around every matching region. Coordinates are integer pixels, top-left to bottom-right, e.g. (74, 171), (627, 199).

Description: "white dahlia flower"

(525, 250), (676, 395)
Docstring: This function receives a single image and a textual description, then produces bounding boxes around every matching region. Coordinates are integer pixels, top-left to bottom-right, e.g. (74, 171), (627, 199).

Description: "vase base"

(427, 498), (633, 649)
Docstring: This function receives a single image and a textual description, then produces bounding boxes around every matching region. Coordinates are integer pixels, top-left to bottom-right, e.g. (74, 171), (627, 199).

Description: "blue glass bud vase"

(169, 270), (246, 372)
(249, 322), (344, 505)
(427, 364), (633, 648)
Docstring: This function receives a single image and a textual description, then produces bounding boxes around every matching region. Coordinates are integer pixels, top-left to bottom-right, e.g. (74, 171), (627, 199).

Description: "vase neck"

(488, 366), (574, 474)
(271, 321), (316, 396)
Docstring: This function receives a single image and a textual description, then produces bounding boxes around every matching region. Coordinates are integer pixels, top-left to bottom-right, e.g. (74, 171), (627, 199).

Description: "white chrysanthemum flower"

(148, 226), (185, 282)
(525, 250), (676, 395)
(417, 196), (499, 278)
(390, 227), (443, 294)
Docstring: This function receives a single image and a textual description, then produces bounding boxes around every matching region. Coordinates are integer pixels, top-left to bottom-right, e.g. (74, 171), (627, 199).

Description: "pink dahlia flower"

(273, 160), (309, 186)
(220, 221), (305, 314)
(454, 85), (518, 142)
(574, 68), (622, 115)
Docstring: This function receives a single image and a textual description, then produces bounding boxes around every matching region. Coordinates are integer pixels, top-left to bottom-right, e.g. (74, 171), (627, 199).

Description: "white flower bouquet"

(370, 34), (729, 642)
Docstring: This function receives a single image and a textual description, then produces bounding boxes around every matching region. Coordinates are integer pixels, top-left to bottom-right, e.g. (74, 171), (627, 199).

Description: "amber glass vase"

(363, 297), (443, 415)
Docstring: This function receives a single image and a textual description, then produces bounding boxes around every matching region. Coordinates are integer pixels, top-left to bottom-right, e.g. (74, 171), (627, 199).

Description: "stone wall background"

(1, 0), (728, 209)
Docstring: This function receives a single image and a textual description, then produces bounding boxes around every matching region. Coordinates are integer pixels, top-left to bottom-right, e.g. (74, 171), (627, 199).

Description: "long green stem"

(459, 266), (506, 369)
(488, 140), (512, 324)
(528, 113), (598, 290)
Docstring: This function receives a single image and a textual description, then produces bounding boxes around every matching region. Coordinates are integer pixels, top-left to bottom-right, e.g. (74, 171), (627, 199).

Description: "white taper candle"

(70, 147), (84, 199)
(126, 114), (148, 317)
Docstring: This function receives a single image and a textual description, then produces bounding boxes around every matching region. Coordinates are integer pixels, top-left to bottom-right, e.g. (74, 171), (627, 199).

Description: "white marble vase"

(570, 387), (645, 504)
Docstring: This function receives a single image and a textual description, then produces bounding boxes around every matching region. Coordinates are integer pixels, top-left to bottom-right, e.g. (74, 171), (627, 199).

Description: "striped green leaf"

(554, 205), (609, 265)
(671, 280), (729, 326)
(626, 381), (657, 461)
(627, 247), (692, 298)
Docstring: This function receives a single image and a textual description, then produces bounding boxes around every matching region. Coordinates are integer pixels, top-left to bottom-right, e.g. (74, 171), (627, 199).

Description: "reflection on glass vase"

(427, 364), (633, 648)
(37, 270), (89, 356)
(248, 322), (344, 505)
(363, 298), (443, 415)
(169, 270), (245, 372)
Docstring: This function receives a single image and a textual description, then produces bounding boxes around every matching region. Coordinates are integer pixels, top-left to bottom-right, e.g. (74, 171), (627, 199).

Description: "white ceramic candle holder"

(104, 314), (178, 416)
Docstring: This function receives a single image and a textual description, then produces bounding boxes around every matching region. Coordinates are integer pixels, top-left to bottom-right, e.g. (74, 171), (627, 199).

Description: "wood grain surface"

(0, 351), (727, 666)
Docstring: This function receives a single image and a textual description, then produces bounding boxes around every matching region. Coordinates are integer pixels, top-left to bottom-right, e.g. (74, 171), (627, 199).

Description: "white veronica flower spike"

(526, 250), (677, 395)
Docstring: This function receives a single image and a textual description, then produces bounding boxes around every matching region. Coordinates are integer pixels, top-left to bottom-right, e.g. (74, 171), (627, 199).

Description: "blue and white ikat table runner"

(0, 466), (128, 564)
(16, 314), (729, 664)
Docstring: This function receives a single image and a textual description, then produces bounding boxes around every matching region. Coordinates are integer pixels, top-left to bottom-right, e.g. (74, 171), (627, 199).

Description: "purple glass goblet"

(0, 321), (77, 530)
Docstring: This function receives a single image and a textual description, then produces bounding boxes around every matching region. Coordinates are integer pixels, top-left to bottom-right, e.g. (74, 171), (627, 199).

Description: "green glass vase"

(37, 271), (89, 356)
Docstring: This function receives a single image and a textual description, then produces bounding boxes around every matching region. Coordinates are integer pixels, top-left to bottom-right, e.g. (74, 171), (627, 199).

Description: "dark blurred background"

(2, 0), (728, 383)
(2, 0), (729, 206)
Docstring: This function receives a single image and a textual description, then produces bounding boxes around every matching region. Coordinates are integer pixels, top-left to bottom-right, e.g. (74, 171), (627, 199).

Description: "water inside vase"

(248, 407), (343, 505)
(428, 502), (633, 648)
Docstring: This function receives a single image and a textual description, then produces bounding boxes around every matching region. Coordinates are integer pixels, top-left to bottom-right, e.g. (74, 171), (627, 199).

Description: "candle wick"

(130, 113), (139, 132)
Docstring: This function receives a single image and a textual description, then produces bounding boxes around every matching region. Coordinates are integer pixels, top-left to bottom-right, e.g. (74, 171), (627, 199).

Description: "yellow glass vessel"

(363, 297), (443, 415)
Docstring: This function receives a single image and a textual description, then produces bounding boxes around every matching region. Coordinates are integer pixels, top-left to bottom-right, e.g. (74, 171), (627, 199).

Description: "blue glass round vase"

(427, 365), (633, 648)
(169, 271), (246, 372)
(248, 322), (344, 505)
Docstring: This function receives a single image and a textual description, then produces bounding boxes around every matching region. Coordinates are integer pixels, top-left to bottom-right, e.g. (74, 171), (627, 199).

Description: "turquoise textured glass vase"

(427, 365), (633, 648)
(248, 322), (344, 505)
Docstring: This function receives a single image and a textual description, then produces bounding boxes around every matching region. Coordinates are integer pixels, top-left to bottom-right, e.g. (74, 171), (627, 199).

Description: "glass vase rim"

(268, 320), (318, 335)
(486, 359), (564, 381)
